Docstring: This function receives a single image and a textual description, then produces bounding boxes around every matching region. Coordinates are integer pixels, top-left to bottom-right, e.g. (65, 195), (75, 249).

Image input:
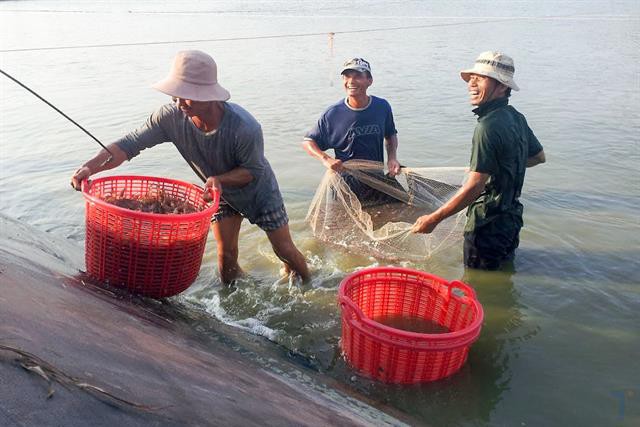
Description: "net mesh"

(306, 160), (468, 261)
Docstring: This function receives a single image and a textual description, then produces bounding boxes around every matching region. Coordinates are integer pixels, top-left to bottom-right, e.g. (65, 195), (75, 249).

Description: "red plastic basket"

(82, 175), (219, 298)
(338, 267), (484, 383)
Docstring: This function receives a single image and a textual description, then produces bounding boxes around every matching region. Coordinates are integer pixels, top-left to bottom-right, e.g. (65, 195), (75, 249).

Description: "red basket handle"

(203, 187), (220, 213)
(80, 179), (91, 193)
(338, 296), (364, 322)
(448, 280), (477, 302)
(203, 187), (215, 201)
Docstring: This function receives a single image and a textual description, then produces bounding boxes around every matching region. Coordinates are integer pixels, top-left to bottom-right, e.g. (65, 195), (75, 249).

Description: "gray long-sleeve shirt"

(115, 102), (283, 220)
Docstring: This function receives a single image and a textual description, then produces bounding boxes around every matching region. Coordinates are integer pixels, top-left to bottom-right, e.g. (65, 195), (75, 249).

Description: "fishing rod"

(0, 68), (114, 161)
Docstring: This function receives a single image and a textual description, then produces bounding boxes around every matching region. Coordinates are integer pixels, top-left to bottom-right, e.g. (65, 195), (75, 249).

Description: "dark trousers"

(463, 225), (520, 271)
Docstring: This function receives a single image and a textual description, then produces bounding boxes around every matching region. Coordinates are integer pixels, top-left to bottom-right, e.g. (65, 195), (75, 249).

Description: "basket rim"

(338, 266), (484, 342)
(343, 311), (482, 350)
(81, 175), (219, 221)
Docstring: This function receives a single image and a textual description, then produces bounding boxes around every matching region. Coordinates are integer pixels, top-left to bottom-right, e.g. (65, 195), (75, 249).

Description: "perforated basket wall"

(82, 175), (219, 298)
(338, 267), (484, 383)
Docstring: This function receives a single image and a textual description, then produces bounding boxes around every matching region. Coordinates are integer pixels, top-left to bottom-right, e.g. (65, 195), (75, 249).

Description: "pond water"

(1, 1), (639, 426)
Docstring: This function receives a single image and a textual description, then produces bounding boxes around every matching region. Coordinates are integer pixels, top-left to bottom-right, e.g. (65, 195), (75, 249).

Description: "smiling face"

(342, 70), (373, 99)
(467, 74), (508, 106)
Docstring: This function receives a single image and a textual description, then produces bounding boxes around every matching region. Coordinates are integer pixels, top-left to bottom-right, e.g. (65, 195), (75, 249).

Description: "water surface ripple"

(1, 2), (639, 426)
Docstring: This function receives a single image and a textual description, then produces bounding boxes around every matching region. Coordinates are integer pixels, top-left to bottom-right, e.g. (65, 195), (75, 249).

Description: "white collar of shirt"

(344, 96), (372, 112)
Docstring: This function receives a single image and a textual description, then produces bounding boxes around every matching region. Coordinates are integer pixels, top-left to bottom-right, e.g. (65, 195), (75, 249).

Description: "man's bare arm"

(302, 139), (343, 172)
(411, 171), (489, 234)
(384, 134), (400, 176)
(70, 143), (128, 189)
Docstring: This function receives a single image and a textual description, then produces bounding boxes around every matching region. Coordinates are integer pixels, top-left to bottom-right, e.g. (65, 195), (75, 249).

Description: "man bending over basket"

(71, 50), (309, 283)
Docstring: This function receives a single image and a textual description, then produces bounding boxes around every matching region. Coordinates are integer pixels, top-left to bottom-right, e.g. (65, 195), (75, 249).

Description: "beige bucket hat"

(153, 50), (230, 101)
(460, 51), (519, 91)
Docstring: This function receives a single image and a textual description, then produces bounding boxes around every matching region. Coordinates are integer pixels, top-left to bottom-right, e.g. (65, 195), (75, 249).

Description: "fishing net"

(306, 160), (468, 261)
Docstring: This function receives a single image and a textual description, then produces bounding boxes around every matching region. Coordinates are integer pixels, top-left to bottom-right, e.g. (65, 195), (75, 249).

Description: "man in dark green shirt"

(412, 51), (545, 269)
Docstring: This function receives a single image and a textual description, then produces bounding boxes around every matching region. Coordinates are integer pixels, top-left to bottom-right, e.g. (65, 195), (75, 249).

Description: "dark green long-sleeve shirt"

(466, 97), (543, 234)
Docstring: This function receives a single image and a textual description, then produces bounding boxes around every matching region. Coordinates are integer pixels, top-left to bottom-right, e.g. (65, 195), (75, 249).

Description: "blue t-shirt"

(305, 96), (397, 162)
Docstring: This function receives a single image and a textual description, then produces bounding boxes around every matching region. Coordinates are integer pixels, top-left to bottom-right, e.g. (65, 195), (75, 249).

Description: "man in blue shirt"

(302, 58), (401, 177)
